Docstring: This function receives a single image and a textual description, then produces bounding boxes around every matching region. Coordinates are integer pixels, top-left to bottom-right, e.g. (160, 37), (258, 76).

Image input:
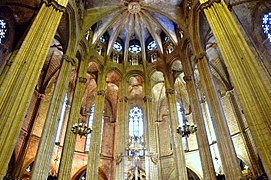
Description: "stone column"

(58, 57), (89, 180)
(31, 55), (75, 179)
(199, 0), (271, 177)
(86, 70), (106, 180)
(114, 79), (129, 180)
(0, 1), (68, 178)
(164, 77), (188, 180)
(226, 90), (263, 177)
(182, 53), (216, 179)
(143, 77), (159, 180)
(195, 52), (242, 179)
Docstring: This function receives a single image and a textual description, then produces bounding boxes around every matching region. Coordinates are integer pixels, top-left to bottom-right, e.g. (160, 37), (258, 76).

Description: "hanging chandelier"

(176, 120), (197, 138)
(71, 122), (92, 137)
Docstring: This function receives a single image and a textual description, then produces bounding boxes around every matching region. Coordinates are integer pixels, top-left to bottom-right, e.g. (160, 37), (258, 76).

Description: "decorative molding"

(78, 77), (87, 83)
(151, 154), (158, 165)
(97, 90), (106, 96)
(143, 96), (152, 103)
(198, 0), (221, 11)
(193, 51), (206, 64)
(166, 88), (175, 95)
(42, 0), (66, 12)
(183, 75), (192, 82)
(119, 96), (128, 102)
(63, 55), (76, 66)
(115, 153), (123, 165)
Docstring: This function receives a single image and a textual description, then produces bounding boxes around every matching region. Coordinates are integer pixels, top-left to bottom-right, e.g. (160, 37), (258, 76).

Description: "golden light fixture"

(71, 122), (92, 137)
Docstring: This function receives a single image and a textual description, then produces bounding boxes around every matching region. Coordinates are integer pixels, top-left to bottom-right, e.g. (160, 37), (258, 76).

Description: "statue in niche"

(131, 55), (139, 65)
(166, 42), (174, 54)
(150, 52), (157, 62)
(97, 43), (102, 55)
(113, 53), (119, 63)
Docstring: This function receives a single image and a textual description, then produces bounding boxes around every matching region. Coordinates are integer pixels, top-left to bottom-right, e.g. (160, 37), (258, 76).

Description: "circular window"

(100, 36), (105, 43)
(262, 12), (271, 43)
(129, 44), (141, 53)
(147, 40), (157, 51)
(0, 19), (8, 44)
(113, 41), (122, 51)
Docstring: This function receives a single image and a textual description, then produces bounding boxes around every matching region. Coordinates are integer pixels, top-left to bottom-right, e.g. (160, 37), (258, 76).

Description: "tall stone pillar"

(195, 52), (242, 179)
(31, 55), (75, 179)
(226, 90), (263, 177)
(164, 76), (188, 180)
(114, 79), (129, 180)
(182, 53), (216, 179)
(143, 77), (158, 180)
(199, 0), (271, 177)
(86, 70), (106, 180)
(0, 1), (68, 178)
(58, 56), (89, 180)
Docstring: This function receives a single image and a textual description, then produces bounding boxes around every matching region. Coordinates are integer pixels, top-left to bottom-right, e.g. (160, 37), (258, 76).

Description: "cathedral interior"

(0, 0), (271, 179)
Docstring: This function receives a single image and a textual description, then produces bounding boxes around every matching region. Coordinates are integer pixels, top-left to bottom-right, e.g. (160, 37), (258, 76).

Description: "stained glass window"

(176, 102), (188, 151)
(262, 12), (271, 43)
(85, 106), (104, 152)
(129, 44), (141, 53)
(147, 40), (157, 51)
(113, 41), (122, 51)
(100, 36), (105, 43)
(128, 107), (144, 157)
(0, 19), (7, 44)
(55, 94), (68, 143)
(85, 106), (94, 152)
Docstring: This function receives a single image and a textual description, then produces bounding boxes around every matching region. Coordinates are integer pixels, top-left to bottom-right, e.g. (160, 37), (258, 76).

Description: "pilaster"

(58, 57), (89, 180)
(0, 1), (68, 178)
(182, 53), (216, 179)
(143, 77), (159, 180)
(196, 52), (242, 179)
(164, 78), (188, 180)
(30, 55), (75, 179)
(86, 70), (107, 180)
(114, 79), (129, 179)
(199, 0), (271, 177)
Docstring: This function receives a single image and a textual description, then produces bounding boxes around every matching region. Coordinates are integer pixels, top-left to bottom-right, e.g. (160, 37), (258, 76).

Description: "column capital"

(143, 96), (152, 103)
(119, 96), (128, 103)
(183, 75), (192, 82)
(42, 0), (66, 12)
(63, 55), (76, 66)
(198, 0), (221, 11)
(193, 51), (207, 65)
(166, 88), (175, 95)
(34, 90), (46, 99)
(97, 90), (106, 96)
(78, 77), (87, 84)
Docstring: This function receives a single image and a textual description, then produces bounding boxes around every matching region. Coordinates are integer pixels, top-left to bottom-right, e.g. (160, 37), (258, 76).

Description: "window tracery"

(128, 106), (145, 157)
(129, 44), (141, 53)
(147, 40), (157, 51)
(113, 41), (122, 51)
(0, 19), (7, 44)
(262, 12), (271, 43)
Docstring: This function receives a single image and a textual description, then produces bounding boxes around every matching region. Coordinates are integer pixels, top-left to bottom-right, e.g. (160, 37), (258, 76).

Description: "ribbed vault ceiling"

(87, 0), (182, 56)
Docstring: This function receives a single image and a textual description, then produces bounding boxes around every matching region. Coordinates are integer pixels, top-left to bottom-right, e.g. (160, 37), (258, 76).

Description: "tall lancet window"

(176, 102), (188, 151)
(85, 105), (104, 152)
(85, 105), (94, 152)
(55, 94), (68, 143)
(0, 19), (7, 44)
(128, 106), (145, 157)
(262, 12), (271, 43)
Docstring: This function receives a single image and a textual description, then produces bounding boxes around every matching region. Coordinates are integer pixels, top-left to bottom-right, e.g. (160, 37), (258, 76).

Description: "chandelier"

(176, 120), (197, 138)
(71, 122), (92, 137)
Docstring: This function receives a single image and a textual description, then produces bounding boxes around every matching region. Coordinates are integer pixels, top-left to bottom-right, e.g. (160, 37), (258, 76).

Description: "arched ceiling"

(86, 0), (183, 56)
